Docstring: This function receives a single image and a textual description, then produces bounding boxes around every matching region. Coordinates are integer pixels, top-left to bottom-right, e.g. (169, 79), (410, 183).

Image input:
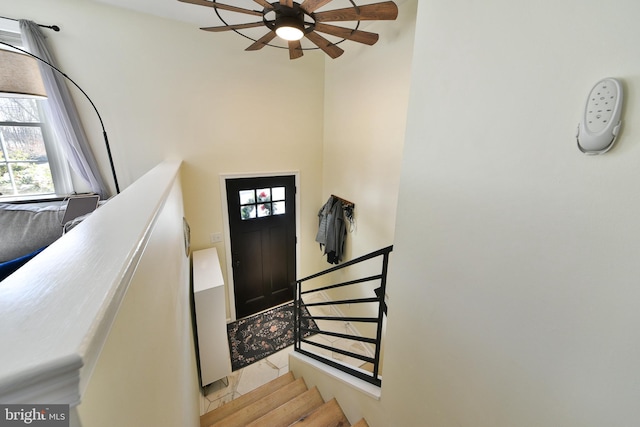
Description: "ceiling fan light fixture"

(275, 16), (304, 41)
(181, 0), (400, 60)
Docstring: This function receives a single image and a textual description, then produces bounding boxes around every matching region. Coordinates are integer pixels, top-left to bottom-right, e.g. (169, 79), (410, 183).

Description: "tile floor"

(199, 292), (375, 416)
(199, 346), (294, 415)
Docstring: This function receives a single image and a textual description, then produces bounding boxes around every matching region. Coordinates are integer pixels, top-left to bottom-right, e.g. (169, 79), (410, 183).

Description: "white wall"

(322, 0), (416, 261)
(76, 173), (199, 427)
(3, 0), (326, 315)
(314, 0), (416, 332)
(383, 1), (640, 426)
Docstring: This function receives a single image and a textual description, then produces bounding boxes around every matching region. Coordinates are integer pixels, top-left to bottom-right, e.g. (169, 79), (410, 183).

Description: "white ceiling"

(94, 0), (371, 27)
(94, 0), (225, 28)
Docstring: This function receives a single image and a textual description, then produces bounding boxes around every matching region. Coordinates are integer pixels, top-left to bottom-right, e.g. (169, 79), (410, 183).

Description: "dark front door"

(226, 175), (296, 319)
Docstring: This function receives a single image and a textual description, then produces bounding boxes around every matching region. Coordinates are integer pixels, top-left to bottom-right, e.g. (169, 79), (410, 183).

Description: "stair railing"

(294, 245), (393, 387)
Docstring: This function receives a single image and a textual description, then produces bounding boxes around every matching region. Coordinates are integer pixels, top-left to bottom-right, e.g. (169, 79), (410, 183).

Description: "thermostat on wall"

(577, 78), (623, 155)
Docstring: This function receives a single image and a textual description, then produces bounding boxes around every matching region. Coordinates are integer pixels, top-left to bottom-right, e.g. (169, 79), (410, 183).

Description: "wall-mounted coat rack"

(316, 194), (356, 264)
(331, 194), (355, 232)
(331, 194), (355, 209)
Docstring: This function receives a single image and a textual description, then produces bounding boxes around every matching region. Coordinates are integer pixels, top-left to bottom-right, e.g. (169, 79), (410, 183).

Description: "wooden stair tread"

(290, 398), (350, 427)
(201, 371), (369, 427)
(200, 372), (295, 427)
(246, 386), (324, 427)
(211, 377), (308, 427)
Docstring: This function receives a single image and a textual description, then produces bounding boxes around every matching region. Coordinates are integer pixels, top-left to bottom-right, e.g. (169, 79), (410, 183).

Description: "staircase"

(200, 372), (369, 427)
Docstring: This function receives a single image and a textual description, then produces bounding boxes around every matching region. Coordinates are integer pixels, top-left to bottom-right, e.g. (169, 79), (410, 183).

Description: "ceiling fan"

(178, 0), (399, 60)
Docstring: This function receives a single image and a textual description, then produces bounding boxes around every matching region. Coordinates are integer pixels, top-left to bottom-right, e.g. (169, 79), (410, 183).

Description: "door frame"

(220, 170), (301, 321)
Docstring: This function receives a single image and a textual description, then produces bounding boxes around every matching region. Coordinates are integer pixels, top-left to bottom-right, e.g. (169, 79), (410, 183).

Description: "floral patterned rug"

(227, 302), (318, 371)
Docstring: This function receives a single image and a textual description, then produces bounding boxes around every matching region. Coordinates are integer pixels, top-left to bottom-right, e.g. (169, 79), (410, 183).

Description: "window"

(0, 22), (72, 201)
(239, 186), (287, 220)
(0, 98), (55, 197)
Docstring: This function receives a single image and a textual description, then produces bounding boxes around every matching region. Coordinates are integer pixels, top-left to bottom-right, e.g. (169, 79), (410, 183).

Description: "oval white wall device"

(577, 77), (623, 155)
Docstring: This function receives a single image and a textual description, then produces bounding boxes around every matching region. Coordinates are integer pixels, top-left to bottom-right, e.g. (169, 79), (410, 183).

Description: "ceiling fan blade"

(178, 0), (263, 17)
(313, 23), (379, 45)
(314, 1), (398, 22)
(246, 31), (277, 51)
(305, 31), (344, 59)
(280, 0), (294, 7)
(201, 22), (265, 32)
(253, 0), (273, 9)
(300, 0), (333, 13)
(288, 40), (304, 60)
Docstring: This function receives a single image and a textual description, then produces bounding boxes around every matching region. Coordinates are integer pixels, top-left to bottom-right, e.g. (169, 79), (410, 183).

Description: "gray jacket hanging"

(315, 196), (347, 264)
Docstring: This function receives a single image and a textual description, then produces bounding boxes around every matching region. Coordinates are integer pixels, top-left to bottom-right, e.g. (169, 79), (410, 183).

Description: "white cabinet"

(192, 247), (231, 387)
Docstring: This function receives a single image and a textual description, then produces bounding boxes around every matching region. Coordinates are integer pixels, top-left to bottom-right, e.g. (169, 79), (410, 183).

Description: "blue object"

(0, 247), (47, 282)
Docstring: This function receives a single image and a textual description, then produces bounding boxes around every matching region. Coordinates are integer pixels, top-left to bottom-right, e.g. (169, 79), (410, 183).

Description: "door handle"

(232, 253), (241, 268)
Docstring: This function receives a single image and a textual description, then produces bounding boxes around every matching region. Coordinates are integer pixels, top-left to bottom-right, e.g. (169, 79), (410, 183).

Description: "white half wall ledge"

(290, 351), (382, 400)
(0, 160), (182, 406)
(0, 355), (83, 405)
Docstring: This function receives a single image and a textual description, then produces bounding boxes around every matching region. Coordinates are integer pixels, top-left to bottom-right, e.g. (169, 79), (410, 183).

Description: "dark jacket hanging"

(315, 196), (347, 264)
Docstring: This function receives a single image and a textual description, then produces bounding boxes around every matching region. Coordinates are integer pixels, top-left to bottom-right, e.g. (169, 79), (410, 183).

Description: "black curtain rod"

(0, 16), (60, 32)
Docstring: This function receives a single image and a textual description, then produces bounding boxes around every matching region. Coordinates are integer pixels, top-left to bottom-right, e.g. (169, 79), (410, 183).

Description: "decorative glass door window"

(239, 186), (286, 220)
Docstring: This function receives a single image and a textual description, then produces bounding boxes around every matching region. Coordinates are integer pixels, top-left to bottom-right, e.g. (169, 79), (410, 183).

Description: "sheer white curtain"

(20, 20), (110, 199)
